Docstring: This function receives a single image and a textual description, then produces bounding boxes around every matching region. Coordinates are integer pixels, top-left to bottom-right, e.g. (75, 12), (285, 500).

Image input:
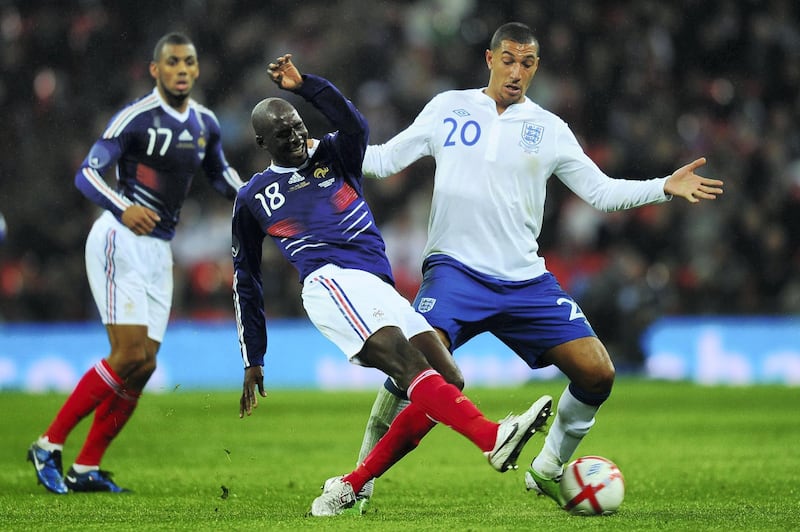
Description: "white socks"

(37, 436), (98, 472)
(532, 385), (599, 478)
(71, 464), (100, 474)
(37, 436), (63, 452)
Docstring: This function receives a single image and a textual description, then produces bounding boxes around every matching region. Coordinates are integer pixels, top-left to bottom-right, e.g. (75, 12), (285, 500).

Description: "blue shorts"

(413, 255), (596, 369)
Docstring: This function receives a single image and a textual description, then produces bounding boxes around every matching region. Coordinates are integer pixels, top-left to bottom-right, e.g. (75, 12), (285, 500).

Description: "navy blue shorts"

(413, 255), (596, 369)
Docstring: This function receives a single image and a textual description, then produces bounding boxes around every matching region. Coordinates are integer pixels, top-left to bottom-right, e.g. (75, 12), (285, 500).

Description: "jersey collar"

(475, 87), (532, 114)
(267, 139), (320, 173)
(152, 87), (193, 122)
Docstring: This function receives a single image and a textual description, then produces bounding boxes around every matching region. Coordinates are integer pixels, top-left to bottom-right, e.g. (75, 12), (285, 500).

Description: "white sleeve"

(554, 124), (670, 212)
(362, 97), (439, 179)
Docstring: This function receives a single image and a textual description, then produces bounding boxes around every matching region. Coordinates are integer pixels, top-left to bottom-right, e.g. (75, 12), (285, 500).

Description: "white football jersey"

(363, 88), (670, 281)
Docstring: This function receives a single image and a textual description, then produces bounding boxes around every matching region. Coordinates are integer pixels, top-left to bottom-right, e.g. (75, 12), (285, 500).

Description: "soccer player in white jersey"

(27, 32), (244, 494)
(348, 22), (724, 512)
(232, 54), (552, 517)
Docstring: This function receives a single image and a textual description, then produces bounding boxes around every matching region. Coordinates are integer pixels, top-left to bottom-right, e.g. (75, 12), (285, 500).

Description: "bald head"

(251, 97), (309, 167)
(251, 98), (295, 137)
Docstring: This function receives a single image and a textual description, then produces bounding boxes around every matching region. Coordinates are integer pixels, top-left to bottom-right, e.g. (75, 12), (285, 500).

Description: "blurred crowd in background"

(0, 0), (798, 366)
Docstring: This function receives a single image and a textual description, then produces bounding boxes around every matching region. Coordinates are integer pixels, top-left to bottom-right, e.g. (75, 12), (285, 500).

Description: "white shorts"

(85, 211), (173, 342)
(301, 264), (433, 362)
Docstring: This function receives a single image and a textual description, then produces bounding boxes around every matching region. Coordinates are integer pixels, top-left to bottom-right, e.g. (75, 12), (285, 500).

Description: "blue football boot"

(27, 442), (68, 494)
(64, 467), (129, 493)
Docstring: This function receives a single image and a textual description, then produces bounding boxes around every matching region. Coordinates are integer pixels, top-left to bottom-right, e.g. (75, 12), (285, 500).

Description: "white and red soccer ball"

(560, 456), (625, 515)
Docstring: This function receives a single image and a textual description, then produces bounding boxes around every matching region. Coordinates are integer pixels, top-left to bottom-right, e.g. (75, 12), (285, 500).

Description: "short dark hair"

(489, 22), (538, 53)
(152, 32), (194, 62)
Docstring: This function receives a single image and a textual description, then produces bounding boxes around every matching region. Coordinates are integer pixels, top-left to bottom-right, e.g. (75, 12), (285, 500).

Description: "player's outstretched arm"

(240, 365), (267, 418)
(268, 53), (303, 91)
(664, 157), (724, 203)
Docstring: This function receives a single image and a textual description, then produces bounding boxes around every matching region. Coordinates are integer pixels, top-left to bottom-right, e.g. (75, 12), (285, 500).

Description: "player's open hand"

(121, 204), (161, 235)
(664, 157), (724, 203)
(268, 54), (303, 91)
(240, 365), (267, 418)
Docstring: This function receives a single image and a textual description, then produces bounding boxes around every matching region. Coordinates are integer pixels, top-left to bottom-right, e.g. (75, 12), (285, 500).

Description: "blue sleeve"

(231, 193), (267, 367)
(201, 111), (244, 200)
(74, 135), (133, 217)
(294, 74), (368, 177)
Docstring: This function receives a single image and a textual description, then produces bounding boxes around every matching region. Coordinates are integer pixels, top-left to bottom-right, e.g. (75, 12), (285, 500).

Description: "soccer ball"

(560, 456), (625, 516)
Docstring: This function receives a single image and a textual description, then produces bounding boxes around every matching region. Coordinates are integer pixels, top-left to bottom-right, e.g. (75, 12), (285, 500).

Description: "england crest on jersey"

(520, 122), (544, 153)
(417, 297), (436, 313)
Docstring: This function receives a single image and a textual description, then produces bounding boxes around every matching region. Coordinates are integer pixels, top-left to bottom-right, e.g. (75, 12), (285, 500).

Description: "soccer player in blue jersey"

(350, 22), (725, 512)
(232, 54), (552, 517)
(27, 32), (243, 494)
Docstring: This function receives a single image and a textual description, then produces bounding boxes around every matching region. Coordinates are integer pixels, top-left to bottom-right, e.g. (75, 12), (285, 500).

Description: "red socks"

(44, 360), (124, 445)
(407, 370), (498, 452)
(343, 371), (499, 494)
(343, 402), (436, 493)
(42, 358), (141, 468)
(74, 388), (141, 466)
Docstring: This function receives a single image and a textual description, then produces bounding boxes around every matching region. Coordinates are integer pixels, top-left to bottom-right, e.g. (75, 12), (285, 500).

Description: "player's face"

(150, 43), (200, 107)
(264, 108), (309, 167)
(484, 39), (539, 112)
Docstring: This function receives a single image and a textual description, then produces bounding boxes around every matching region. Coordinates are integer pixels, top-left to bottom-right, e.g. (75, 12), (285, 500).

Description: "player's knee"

(583, 343), (615, 393)
(133, 359), (157, 386)
(571, 358), (614, 396)
(139, 356), (157, 376)
(439, 366), (464, 390)
(108, 345), (147, 374)
(594, 362), (615, 393)
(587, 367), (614, 395)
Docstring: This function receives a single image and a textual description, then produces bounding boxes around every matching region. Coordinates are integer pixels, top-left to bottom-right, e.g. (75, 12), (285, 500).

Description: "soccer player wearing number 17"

(232, 54), (552, 517)
(27, 32), (243, 494)
(351, 22), (725, 511)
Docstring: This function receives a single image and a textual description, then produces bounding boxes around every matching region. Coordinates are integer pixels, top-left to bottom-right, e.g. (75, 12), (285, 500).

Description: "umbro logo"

(453, 109), (470, 117)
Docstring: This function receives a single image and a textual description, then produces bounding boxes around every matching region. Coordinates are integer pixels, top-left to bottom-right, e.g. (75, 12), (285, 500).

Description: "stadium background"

(0, 0), (798, 388)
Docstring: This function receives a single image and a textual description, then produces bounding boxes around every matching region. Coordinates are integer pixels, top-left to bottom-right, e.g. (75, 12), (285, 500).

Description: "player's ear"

(149, 62), (158, 80)
(255, 135), (265, 148)
(485, 49), (493, 70)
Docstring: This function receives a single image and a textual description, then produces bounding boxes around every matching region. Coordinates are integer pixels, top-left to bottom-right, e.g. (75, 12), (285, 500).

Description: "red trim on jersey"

(331, 182), (358, 211)
(267, 218), (304, 237)
(135, 163), (159, 191)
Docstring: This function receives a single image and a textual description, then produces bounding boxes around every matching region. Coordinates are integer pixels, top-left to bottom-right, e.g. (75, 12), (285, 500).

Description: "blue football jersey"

(75, 87), (243, 240)
(232, 75), (393, 366)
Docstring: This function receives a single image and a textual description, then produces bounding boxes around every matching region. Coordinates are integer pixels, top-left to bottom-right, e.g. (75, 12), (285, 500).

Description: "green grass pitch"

(1, 379), (798, 530)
